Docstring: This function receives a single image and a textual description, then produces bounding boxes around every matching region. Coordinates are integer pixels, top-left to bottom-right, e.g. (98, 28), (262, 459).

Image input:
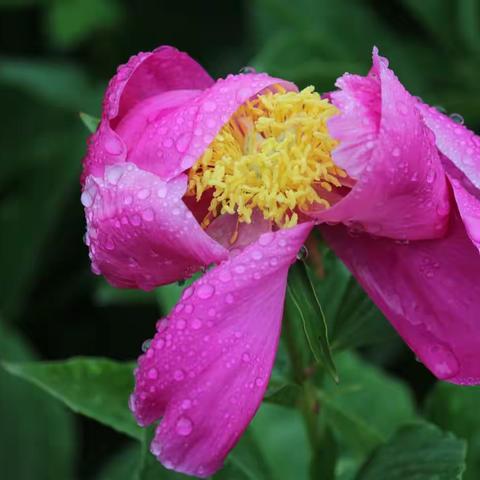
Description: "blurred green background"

(1, 0), (480, 479)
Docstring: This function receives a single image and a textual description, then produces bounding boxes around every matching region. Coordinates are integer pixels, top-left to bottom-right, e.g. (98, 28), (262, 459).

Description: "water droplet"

(176, 319), (186, 330)
(80, 190), (94, 208)
(178, 280), (187, 288)
(197, 284), (215, 299)
(147, 367), (158, 379)
(141, 339), (152, 352)
(242, 353), (251, 362)
(104, 135), (123, 155)
(255, 377), (264, 387)
(396, 101), (408, 115)
(176, 416), (193, 436)
(174, 369), (185, 381)
(234, 264), (246, 274)
(191, 318), (202, 330)
(296, 245), (308, 260)
(251, 250), (263, 260)
(259, 232), (274, 246)
(137, 188), (151, 200)
(392, 147), (401, 157)
(434, 105), (447, 114)
(202, 100), (217, 112)
(239, 66), (256, 74)
(142, 208), (155, 222)
(106, 164), (125, 184)
(219, 270), (232, 283)
(225, 293), (234, 304)
(157, 184), (167, 198)
(449, 113), (464, 125)
(423, 344), (460, 379)
(181, 399), (192, 410)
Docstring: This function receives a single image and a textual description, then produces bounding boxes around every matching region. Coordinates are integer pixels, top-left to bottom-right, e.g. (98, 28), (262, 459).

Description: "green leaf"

(425, 382), (480, 480)
(356, 423), (466, 480)
(80, 111), (100, 133)
(314, 249), (397, 351)
(46, 0), (123, 49)
(311, 426), (337, 480)
(250, 403), (310, 480)
(264, 382), (301, 408)
(287, 260), (337, 382)
(0, 320), (75, 480)
(96, 443), (140, 480)
(320, 352), (416, 456)
(3, 357), (141, 440)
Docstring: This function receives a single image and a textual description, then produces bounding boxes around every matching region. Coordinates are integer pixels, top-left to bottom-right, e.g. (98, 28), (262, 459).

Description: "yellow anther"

(187, 85), (343, 228)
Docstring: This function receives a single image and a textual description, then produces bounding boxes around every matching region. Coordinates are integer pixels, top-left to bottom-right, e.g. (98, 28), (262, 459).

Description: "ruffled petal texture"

(311, 49), (450, 241)
(131, 222), (313, 477)
(120, 72), (297, 181)
(82, 45), (214, 182)
(322, 212), (480, 385)
(83, 163), (227, 289)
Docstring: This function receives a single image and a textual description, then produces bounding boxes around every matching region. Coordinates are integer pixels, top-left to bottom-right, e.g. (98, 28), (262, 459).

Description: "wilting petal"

(312, 49), (450, 240)
(123, 73), (297, 181)
(83, 163), (227, 289)
(131, 222), (313, 477)
(418, 102), (480, 190)
(322, 212), (480, 385)
(82, 46), (213, 182)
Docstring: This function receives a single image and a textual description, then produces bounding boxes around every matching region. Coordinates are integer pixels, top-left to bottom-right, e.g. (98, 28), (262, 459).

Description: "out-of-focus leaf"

(0, 320), (76, 480)
(313, 249), (397, 351)
(3, 357), (141, 439)
(356, 423), (466, 480)
(264, 382), (301, 408)
(0, 58), (101, 112)
(96, 443), (140, 480)
(95, 279), (157, 307)
(46, 0), (123, 49)
(320, 352), (416, 456)
(287, 261), (338, 382)
(425, 382), (480, 480)
(311, 426), (337, 480)
(250, 403), (310, 480)
(80, 111), (100, 133)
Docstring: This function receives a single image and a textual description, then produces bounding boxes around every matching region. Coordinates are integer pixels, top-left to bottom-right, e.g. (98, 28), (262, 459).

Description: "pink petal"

(417, 102), (480, 190)
(311, 48), (450, 240)
(82, 163), (227, 289)
(82, 46), (213, 182)
(206, 210), (272, 250)
(122, 73), (297, 182)
(447, 171), (480, 252)
(131, 222), (313, 477)
(321, 212), (480, 385)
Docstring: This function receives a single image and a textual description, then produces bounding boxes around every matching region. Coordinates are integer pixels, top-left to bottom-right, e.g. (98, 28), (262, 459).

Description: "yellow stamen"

(187, 85), (343, 228)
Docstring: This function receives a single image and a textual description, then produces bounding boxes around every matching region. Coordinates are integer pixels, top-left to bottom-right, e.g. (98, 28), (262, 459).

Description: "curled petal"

(322, 213), (480, 385)
(312, 48), (450, 240)
(83, 163), (227, 289)
(82, 46), (213, 182)
(131, 222), (313, 477)
(122, 73), (297, 181)
(418, 102), (480, 190)
(446, 168), (480, 252)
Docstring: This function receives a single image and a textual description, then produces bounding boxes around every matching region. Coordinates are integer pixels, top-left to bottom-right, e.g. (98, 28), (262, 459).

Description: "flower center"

(187, 85), (344, 229)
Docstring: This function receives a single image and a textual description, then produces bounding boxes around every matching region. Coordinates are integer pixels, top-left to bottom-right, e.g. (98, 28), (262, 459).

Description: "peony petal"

(417, 102), (480, 190)
(311, 49), (450, 240)
(322, 212), (480, 385)
(446, 169), (480, 252)
(82, 46), (213, 183)
(131, 222), (313, 477)
(82, 163), (227, 289)
(122, 72), (297, 181)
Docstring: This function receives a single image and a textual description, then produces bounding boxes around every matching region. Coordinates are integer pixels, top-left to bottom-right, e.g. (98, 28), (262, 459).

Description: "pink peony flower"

(81, 45), (480, 477)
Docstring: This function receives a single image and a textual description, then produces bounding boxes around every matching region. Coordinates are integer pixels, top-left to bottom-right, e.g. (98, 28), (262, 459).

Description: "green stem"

(283, 308), (320, 471)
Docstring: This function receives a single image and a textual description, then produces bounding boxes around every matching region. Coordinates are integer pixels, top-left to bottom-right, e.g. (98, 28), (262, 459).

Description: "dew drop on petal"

(157, 184), (167, 198)
(449, 113), (464, 125)
(197, 283), (215, 299)
(174, 369), (185, 381)
(147, 367), (158, 380)
(296, 245), (308, 260)
(423, 344), (460, 380)
(176, 416), (193, 436)
(191, 318), (202, 330)
(141, 339), (152, 352)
